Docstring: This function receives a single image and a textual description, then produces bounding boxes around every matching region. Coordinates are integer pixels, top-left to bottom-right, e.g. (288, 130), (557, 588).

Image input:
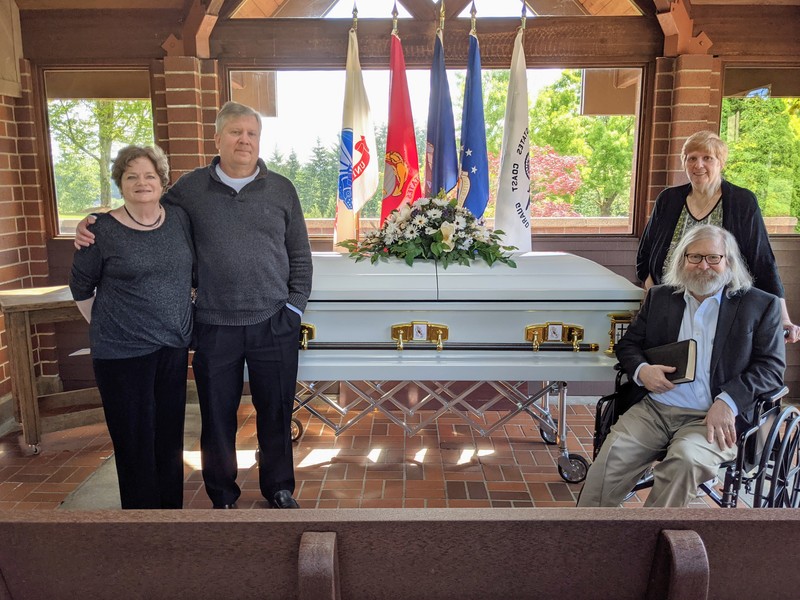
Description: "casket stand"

(294, 252), (644, 483)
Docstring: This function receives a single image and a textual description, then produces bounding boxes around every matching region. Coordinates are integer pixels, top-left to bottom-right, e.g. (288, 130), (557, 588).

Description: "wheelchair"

(592, 366), (800, 508)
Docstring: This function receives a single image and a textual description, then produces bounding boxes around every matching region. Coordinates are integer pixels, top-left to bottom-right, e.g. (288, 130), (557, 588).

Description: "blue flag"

(457, 32), (489, 219)
(424, 29), (458, 198)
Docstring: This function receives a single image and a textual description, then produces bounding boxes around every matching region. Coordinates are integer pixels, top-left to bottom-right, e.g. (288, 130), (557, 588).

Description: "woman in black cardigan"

(637, 130), (799, 342)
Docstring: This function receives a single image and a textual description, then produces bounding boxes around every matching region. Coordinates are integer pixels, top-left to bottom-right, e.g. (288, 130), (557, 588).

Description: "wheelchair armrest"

(754, 385), (789, 412)
(736, 386), (788, 444)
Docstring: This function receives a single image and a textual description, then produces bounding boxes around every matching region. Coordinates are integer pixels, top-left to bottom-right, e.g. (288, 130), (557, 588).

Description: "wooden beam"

(630, 0), (656, 16)
(181, 0), (225, 58)
(397, 0), (437, 21)
(211, 15), (662, 68)
(443, 0), (472, 21)
(218, 0), (246, 20)
(20, 9), (184, 61)
(656, 0), (711, 56)
(273, 0), (338, 18)
(691, 5), (800, 58)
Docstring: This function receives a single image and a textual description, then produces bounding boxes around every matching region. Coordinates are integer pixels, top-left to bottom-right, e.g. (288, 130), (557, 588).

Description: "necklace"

(689, 187), (720, 218)
(123, 203), (163, 228)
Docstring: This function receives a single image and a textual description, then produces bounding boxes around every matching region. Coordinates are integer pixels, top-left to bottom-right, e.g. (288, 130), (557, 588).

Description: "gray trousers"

(577, 395), (737, 507)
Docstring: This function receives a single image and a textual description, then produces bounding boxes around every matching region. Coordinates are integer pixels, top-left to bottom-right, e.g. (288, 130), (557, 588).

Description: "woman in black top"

(70, 145), (194, 508)
(637, 130), (798, 343)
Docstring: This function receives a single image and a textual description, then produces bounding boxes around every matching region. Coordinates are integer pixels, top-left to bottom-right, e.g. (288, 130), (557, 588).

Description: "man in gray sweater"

(77, 102), (312, 509)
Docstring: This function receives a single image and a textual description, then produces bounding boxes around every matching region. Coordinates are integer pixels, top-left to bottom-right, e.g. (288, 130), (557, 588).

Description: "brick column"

(667, 54), (721, 186)
(161, 57), (220, 183)
(0, 59), (57, 398)
(645, 54), (723, 219)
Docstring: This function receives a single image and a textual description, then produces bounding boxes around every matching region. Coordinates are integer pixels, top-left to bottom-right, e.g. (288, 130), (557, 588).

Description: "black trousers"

(93, 346), (188, 509)
(192, 307), (300, 506)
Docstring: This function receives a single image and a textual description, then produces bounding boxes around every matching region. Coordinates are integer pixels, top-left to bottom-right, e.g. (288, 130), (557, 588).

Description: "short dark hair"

(111, 145), (170, 190)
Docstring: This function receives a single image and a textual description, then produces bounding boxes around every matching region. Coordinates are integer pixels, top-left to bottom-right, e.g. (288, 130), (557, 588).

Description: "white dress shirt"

(634, 288), (738, 415)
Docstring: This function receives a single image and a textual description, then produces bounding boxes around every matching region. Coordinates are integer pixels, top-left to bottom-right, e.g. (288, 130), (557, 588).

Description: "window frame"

(719, 60), (800, 237)
(221, 58), (654, 241)
(34, 63), (157, 239)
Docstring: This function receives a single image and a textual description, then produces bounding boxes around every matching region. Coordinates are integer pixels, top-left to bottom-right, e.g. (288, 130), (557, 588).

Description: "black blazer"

(616, 284), (785, 425)
(635, 180), (784, 298)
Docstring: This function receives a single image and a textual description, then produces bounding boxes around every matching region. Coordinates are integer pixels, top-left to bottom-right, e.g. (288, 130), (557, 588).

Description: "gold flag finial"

(470, 1), (477, 34)
(352, 2), (358, 31)
(520, 1), (527, 30)
(439, 1), (445, 31)
(392, 1), (398, 34)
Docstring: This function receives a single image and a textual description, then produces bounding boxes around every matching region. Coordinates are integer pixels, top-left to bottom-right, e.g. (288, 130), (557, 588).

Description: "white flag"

(494, 28), (531, 252)
(334, 28), (379, 248)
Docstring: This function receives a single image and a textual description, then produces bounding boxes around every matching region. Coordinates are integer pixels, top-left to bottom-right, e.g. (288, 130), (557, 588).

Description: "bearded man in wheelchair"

(578, 224), (786, 508)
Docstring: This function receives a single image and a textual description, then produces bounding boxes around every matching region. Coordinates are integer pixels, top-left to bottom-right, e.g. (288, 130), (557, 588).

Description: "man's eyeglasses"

(684, 253), (724, 265)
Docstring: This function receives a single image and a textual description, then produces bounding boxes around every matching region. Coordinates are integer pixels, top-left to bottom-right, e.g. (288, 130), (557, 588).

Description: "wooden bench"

(1, 508), (798, 599)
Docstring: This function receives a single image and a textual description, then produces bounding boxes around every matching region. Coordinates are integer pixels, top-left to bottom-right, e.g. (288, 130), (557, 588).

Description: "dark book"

(644, 339), (697, 384)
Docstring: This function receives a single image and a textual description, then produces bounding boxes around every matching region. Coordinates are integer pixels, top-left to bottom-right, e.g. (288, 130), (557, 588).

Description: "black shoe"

(268, 490), (299, 509)
(213, 502), (237, 509)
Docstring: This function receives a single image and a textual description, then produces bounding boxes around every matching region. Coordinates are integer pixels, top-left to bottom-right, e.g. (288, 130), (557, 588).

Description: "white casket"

(300, 251), (644, 382)
(295, 252), (644, 482)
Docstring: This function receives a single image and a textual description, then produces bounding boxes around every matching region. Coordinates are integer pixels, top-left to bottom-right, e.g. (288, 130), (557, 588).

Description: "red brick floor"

(0, 400), (715, 510)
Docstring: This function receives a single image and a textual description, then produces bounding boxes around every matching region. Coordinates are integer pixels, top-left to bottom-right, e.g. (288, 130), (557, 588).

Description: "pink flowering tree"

(529, 145), (585, 217)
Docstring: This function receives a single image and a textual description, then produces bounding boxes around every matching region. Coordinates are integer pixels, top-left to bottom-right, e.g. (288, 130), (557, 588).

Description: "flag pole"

(520, 0), (526, 30)
(351, 2), (361, 241)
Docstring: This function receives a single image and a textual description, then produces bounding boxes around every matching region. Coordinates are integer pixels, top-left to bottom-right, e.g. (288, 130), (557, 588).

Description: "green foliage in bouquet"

(338, 196), (517, 268)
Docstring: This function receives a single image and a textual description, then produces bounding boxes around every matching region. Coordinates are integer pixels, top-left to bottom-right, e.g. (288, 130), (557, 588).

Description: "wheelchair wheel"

(291, 418), (303, 442)
(558, 453), (589, 483)
(753, 405), (800, 508)
(766, 409), (800, 508)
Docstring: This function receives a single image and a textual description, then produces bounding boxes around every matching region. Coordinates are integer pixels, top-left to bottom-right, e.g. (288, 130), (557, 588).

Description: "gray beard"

(684, 268), (731, 297)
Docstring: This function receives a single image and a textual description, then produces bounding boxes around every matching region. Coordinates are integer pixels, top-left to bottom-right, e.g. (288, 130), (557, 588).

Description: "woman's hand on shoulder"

(784, 322), (800, 344)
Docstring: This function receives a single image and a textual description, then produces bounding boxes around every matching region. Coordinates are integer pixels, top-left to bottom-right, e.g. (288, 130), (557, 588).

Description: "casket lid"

(309, 252), (642, 302)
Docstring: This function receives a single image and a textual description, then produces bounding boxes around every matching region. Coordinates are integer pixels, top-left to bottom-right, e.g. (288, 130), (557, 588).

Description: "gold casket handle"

(299, 323), (316, 351)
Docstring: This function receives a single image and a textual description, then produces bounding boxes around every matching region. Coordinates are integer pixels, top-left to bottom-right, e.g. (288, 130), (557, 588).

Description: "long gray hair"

(662, 224), (753, 297)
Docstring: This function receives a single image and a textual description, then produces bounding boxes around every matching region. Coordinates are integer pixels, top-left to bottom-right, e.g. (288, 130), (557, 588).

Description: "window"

(231, 66), (642, 237)
(721, 67), (800, 234)
(44, 70), (154, 235)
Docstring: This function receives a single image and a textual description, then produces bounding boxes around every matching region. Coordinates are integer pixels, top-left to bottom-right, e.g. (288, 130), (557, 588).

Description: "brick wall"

(645, 54), (723, 221)
(160, 57), (219, 183)
(0, 60), (54, 400)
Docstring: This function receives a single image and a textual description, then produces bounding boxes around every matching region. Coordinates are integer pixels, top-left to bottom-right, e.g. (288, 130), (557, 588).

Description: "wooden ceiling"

(14, 0), (799, 66)
(14, 0), (800, 11)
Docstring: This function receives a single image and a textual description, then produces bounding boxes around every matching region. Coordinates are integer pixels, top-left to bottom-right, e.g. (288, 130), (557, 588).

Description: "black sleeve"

(69, 242), (103, 301)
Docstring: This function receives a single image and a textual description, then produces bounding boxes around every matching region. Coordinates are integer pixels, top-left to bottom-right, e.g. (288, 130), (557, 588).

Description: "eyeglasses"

(684, 253), (724, 265)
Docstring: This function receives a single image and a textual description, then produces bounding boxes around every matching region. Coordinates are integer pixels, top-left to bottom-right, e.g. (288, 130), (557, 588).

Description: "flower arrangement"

(338, 196), (517, 268)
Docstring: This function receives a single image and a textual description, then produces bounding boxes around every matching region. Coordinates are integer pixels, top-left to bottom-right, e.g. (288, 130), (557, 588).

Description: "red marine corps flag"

(334, 26), (379, 249)
(381, 28), (421, 224)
